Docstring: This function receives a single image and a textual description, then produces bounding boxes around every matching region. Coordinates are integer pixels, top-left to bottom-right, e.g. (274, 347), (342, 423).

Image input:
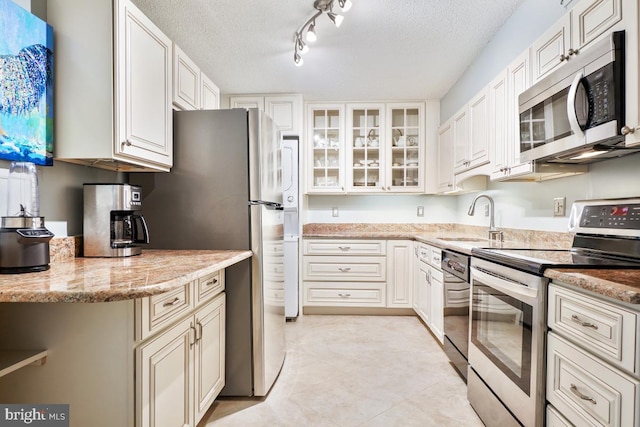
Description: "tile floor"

(200, 315), (484, 427)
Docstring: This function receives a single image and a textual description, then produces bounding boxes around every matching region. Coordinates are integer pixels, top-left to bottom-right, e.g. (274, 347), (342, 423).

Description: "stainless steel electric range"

(468, 197), (640, 427)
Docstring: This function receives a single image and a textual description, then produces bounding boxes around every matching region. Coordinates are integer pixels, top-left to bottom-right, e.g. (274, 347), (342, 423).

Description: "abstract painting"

(0, 0), (53, 166)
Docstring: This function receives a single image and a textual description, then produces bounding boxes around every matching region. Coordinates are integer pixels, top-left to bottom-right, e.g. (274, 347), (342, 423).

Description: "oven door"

(468, 259), (546, 427)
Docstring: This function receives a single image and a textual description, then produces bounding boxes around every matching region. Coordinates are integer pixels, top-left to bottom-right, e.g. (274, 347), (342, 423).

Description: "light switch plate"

(331, 207), (339, 217)
(417, 206), (424, 217)
(553, 197), (566, 217)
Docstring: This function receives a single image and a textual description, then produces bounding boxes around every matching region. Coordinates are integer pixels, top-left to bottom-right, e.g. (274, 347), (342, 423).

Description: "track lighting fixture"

(293, 0), (353, 66)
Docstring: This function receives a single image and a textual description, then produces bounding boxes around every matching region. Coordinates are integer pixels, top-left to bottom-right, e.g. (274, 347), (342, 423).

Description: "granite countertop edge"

(0, 249), (252, 303)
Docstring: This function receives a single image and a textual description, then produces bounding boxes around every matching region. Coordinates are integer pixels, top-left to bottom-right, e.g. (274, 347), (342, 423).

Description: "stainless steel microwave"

(518, 31), (639, 164)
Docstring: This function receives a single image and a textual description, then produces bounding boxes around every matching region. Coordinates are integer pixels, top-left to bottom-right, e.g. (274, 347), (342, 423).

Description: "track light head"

(327, 12), (344, 27)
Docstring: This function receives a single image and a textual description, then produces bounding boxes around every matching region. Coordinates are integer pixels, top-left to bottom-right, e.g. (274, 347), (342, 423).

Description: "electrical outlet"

(484, 204), (490, 217)
(417, 206), (424, 217)
(332, 206), (339, 217)
(553, 197), (566, 217)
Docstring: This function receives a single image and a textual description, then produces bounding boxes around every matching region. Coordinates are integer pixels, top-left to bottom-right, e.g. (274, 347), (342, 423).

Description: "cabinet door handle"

(338, 246), (351, 251)
(571, 314), (598, 330)
(338, 267), (351, 272)
(205, 278), (218, 287)
(162, 297), (180, 307)
(195, 321), (203, 342)
(121, 140), (132, 148)
(570, 384), (597, 404)
(338, 293), (351, 298)
(189, 323), (196, 348)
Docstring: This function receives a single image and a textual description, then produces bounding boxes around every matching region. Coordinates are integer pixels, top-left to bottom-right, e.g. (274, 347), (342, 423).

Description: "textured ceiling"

(131, 0), (525, 101)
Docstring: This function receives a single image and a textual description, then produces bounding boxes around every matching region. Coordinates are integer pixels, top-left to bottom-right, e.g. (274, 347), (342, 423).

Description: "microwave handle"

(132, 214), (150, 244)
(567, 71), (586, 140)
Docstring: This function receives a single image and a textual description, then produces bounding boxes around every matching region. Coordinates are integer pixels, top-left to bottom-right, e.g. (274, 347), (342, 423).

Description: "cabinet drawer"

(303, 239), (386, 256)
(417, 244), (431, 263)
(546, 405), (572, 427)
(430, 247), (442, 267)
(137, 285), (193, 341)
(303, 282), (385, 307)
(547, 333), (640, 427)
(195, 271), (224, 305)
(548, 284), (638, 375)
(303, 256), (386, 281)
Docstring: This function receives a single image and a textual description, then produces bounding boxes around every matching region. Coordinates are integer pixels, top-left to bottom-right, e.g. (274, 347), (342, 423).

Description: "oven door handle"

(471, 266), (538, 305)
(567, 71), (586, 141)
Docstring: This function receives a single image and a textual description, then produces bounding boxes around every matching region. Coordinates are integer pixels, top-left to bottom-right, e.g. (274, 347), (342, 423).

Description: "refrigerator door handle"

(249, 200), (284, 210)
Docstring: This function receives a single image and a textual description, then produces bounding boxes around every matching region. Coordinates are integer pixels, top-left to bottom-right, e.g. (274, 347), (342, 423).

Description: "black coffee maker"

(83, 183), (149, 257)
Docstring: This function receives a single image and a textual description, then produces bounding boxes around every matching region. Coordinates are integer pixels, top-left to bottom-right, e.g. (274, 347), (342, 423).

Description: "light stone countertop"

(0, 249), (252, 303)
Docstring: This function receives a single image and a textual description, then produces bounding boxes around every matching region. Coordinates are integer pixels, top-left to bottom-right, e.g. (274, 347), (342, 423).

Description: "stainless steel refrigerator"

(131, 108), (286, 397)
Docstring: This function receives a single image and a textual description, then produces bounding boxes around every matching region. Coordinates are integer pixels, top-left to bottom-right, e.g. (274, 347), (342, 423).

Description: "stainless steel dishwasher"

(441, 249), (471, 382)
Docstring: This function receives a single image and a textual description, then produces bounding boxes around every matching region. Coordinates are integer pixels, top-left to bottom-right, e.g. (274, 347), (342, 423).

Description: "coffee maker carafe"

(83, 183), (149, 257)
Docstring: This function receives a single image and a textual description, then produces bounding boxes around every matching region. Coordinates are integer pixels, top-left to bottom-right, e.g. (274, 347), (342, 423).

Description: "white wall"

(304, 194), (458, 224)
(460, 153), (640, 231)
(440, 0), (569, 121)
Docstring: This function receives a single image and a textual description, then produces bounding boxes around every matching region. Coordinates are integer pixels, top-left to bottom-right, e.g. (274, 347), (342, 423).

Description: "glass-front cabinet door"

(386, 104), (424, 192)
(346, 104), (385, 192)
(307, 105), (345, 193)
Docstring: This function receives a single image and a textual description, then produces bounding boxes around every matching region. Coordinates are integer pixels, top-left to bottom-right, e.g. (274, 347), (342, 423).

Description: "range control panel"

(569, 199), (640, 236)
(580, 204), (640, 229)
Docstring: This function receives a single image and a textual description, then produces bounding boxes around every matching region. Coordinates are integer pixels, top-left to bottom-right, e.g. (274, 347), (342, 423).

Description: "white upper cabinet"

(307, 102), (426, 195)
(452, 105), (468, 173)
(266, 96), (303, 136)
(488, 69), (509, 180)
(452, 86), (490, 176)
(229, 96), (264, 110)
(532, 0), (623, 83)
(114, 0), (173, 170)
(490, 51), (536, 180)
(51, 0), (173, 172)
(173, 44), (220, 111)
(173, 44), (201, 111)
(200, 74), (220, 110)
(436, 119), (454, 193)
(229, 94), (303, 136)
(307, 104), (346, 194)
(386, 103), (425, 193)
(346, 104), (385, 193)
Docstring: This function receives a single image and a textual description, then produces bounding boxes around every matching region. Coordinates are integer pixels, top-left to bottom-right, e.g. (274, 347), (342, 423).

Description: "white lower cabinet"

(137, 290), (225, 427)
(547, 283), (640, 427)
(302, 239), (414, 310)
(386, 240), (414, 308)
(414, 242), (444, 343)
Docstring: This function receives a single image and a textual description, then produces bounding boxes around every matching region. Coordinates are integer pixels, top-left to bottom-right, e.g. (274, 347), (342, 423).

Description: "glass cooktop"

(471, 247), (640, 275)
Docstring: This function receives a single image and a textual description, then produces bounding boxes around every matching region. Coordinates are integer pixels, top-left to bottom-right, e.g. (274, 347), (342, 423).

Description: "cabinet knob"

(338, 293), (351, 298)
(559, 53), (569, 62)
(621, 125), (637, 135)
(121, 140), (132, 148)
(568, 48), (579, 56)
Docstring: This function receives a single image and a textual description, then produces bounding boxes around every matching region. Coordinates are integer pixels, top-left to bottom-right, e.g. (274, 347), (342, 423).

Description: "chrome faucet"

(468, 194), (503, 242)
